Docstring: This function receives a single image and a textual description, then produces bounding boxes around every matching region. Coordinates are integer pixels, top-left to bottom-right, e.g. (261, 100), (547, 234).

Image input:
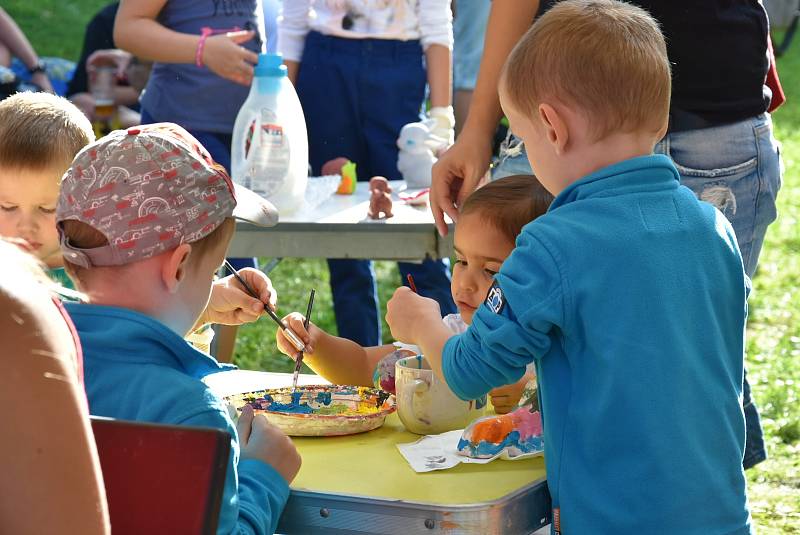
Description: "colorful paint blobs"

(233, 385), (392, 417)
(457, 406), (543, 459)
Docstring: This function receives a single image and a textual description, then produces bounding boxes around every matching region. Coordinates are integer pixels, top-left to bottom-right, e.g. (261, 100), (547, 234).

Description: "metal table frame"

(227, 181), (453, 262)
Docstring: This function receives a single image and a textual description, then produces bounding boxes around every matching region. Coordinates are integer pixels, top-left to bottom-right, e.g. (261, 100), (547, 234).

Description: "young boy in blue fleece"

(55, 123), (301, 535)
(386, 1), (753, 533)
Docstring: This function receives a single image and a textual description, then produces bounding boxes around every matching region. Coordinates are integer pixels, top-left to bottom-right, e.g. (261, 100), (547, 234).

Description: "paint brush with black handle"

(292, 289), (315, 392)
(222, 260), (305, 353)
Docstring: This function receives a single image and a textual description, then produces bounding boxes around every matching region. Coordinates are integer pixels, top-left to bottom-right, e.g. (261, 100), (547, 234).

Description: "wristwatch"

(27, 60), (46, 75)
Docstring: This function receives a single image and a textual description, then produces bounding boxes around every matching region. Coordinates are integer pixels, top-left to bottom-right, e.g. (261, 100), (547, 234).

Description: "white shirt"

(279, 0), (453, 62)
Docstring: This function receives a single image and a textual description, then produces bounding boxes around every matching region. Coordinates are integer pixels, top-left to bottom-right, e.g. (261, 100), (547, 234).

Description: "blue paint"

(291, 391), (303, 405)
(315, 392), (332, 405)
(458, 431), (544, 458)
(267, 401), (314, 414)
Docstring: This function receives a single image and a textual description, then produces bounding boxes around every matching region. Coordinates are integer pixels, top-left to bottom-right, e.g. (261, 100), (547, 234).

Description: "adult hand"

(430, 129), (494, 236)
(69, 92), (96, 119)
(202, 30), (258, 86)
(276, 312), (315, 358)
(30, 71), (54, 94)
(87, 49), (133, 78)
(385, 286), (441, 345)
(238, 405), (302, 484)
(201, 268), (276, 326)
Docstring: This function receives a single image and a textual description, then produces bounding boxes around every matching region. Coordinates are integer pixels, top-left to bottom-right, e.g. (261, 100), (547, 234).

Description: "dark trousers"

(296, 32), (456, 346)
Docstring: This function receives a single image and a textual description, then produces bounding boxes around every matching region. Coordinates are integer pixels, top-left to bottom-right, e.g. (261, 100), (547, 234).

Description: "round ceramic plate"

(225, 385), (396, 437)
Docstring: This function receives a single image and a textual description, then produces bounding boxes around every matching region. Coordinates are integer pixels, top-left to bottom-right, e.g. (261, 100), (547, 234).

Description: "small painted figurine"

(368, 175), (393, 219)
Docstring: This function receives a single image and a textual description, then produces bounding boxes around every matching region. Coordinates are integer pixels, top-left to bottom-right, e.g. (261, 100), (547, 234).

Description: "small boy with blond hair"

(386, 1), (752, 532)
(56, 123), (300, 535)
(0, 92), (94, 275)
(0, 93), (278, 347)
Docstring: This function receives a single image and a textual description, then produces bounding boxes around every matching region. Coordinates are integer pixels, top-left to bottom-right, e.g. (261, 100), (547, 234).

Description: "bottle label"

(244, 109), (290, 198)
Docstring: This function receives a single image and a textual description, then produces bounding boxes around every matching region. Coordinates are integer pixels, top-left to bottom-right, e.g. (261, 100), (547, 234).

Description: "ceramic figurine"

(396, 119), (447, 189)
(368, 176), (393, 219)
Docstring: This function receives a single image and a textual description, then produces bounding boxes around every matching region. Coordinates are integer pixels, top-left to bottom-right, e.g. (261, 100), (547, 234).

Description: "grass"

(7, 2), (799, 530)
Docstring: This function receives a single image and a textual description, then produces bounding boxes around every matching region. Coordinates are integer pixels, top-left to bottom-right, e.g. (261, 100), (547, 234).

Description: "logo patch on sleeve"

(485, 282), (506, 314)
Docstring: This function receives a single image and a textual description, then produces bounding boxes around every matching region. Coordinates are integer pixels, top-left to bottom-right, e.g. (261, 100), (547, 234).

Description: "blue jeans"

(297, 32), (456, 346)
(140, 109), (257, 271)
(493, 114), (782, 468)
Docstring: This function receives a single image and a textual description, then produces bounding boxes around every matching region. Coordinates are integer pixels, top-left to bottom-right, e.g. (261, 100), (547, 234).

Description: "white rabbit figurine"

(396, 119), (447, 189)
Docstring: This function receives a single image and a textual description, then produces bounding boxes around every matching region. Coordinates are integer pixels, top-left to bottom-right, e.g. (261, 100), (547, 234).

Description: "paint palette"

(225, 385), (396, 437)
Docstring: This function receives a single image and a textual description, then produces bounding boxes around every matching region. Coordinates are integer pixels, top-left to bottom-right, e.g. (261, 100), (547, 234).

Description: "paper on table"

(396, 429), (542, 473)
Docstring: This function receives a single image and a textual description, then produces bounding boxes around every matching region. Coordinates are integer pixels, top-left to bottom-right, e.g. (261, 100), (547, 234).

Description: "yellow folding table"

(204, 370), (551, 534)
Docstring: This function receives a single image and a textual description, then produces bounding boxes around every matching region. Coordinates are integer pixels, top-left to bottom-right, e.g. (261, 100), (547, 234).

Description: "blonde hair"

(0, 92), (95, 170)
(61, 218), (236, 288)
(502, 0), (671, 141)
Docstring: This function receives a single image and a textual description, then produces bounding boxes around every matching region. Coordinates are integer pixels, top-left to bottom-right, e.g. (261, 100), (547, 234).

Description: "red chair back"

(91, 417), (230, 535)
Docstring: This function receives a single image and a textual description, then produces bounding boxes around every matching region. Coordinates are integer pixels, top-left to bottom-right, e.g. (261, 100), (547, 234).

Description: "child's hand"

(276, 312), (315, 358)
(201, 268), (276, 326)
(202, 30), (259, 86)
(238, 405), (302, 484)
(386, 287), (441, 345)
(490, 371), (537, 414)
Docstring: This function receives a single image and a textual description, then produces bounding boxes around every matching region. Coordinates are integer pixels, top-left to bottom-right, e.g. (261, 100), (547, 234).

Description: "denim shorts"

(453, 0), (491, 91)
(655, 113), (782, 278)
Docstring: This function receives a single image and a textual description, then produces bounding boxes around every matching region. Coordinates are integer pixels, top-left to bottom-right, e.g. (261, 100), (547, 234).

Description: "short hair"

(502, 0), (671, 140)
(0, 92), (95, 170)
(461, 175), (553, 242)
(61, 218), (236, 288)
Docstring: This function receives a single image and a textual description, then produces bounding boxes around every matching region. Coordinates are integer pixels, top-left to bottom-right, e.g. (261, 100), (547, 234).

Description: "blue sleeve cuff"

(236, 458), (290, 535)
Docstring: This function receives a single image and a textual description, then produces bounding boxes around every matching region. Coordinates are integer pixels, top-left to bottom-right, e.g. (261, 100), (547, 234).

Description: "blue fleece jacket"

(443, 155), (752, 534)
(66, 303), (289, 535)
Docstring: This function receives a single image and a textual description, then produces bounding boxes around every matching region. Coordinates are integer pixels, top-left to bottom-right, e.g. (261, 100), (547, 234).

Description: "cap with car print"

(56, 122), (278, 268)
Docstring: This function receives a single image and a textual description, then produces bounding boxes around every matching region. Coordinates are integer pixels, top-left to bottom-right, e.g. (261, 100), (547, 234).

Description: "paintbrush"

(223, 260), (306, 353)
(292, 289), (315, 392)
(406, 274), (418, 294)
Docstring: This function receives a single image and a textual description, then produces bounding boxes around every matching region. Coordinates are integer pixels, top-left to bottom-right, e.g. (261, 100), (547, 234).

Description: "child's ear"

(162, 244), (192, 293)
(538, 103), (569, 155)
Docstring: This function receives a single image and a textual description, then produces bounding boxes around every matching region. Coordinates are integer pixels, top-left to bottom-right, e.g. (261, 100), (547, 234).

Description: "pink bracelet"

(195, 25), (243, 68)
(195, 27), (214, 68)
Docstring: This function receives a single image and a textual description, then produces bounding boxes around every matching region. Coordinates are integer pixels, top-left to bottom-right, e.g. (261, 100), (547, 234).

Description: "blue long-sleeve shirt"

(443, 155), (752, 534)
(67, 303), (290, 535)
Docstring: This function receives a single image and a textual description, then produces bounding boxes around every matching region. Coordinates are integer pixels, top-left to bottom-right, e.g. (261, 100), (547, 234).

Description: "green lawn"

(7, 2), (798, 530)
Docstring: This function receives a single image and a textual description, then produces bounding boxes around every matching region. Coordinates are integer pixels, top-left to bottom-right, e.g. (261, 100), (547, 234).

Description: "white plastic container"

(231, 53), (308, 215)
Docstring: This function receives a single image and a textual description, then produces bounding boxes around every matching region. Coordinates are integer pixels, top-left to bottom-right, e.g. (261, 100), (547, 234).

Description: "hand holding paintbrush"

(223, 260), (306, 353)
(292, 289), (315, 391)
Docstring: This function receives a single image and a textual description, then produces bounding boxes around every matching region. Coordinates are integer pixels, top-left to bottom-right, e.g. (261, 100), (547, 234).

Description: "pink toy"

(368, 176), (393, 219)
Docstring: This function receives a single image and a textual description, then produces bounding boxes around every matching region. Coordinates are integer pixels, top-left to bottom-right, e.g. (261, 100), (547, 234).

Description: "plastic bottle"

(231, 53), (308, 215)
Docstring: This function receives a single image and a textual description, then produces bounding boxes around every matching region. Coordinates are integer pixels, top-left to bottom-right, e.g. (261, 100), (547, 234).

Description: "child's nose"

(18, 210), (39, 231)
(458, 270), (478, 293)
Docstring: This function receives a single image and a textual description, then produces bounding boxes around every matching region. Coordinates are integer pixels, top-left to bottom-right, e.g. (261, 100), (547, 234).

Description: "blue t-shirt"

(141, 0), (266, 133)
(67, 303), (289, 535)
(443, 155), (752, 534)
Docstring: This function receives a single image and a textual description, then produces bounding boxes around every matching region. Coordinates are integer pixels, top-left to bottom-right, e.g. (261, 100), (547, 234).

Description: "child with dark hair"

(276, 175), (552, 412)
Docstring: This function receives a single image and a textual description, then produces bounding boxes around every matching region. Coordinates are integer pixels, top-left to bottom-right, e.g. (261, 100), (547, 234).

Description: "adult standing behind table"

(430, 0), (781, 470)
(280, 0), (458, 348)
(0, 239), (110, 535)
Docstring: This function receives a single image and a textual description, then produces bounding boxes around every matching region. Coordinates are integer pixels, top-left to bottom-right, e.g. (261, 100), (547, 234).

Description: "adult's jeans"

(655, 113), (781, 468)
